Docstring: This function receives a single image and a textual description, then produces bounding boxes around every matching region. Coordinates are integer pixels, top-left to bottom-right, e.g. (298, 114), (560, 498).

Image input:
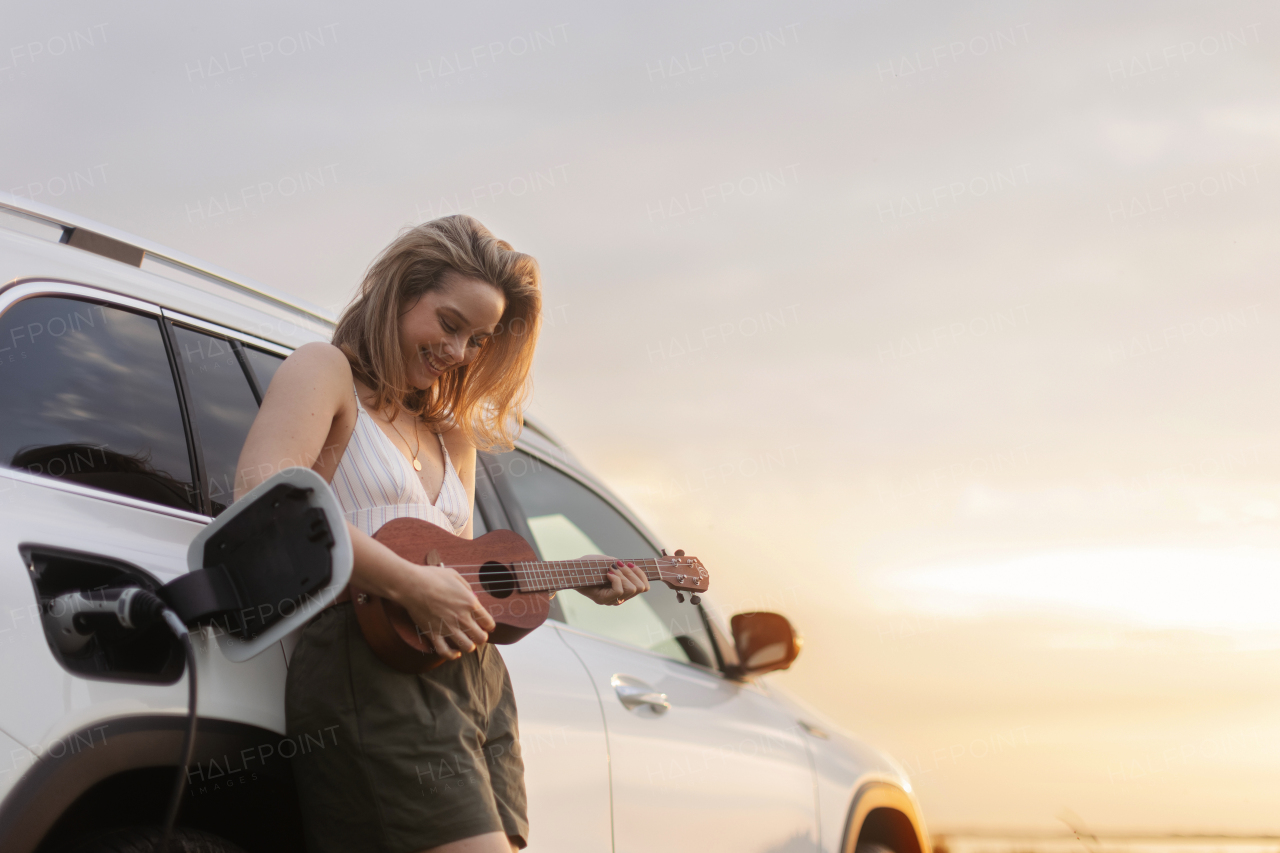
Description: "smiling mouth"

(420, 348), (449, 374)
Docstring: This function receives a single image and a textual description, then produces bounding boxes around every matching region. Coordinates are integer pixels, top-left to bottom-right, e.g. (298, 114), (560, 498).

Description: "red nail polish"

(627, 562), (635, 568)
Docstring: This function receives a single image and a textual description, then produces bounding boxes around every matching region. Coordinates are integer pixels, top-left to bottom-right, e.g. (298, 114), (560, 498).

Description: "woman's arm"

(234, 342), (494, 658)
(234, 342), (353, 493)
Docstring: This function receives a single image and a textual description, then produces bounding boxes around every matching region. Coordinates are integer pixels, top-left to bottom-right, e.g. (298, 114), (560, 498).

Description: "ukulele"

(350, 517), (710, 673)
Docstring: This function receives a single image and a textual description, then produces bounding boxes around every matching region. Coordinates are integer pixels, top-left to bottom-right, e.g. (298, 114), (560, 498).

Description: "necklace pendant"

(412, 459), (422, 471)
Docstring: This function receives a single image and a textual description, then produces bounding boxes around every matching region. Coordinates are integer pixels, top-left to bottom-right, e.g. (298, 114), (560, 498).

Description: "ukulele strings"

(430, 567), (666, 587)
(412, 570), (670, 588)
(399, 560), (679, 580)
(392, 560), (689, 593)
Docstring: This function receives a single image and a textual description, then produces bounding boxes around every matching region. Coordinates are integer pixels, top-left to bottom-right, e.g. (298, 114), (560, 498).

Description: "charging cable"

(47, 588), (198, 852)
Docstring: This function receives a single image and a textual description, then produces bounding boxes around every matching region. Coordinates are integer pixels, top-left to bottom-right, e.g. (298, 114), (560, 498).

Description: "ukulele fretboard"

(514, 559), (663, 594)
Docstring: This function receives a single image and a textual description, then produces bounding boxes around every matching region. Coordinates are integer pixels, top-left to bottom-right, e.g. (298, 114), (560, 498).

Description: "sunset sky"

(6, 0), (1280, 833)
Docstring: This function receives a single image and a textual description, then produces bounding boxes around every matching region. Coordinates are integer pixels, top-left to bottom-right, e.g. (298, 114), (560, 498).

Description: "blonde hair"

(332, 215), (541, 451)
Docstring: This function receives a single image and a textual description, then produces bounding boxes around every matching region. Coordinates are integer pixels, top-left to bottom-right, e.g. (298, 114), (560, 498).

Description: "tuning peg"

(661, 548), (668, 556)
(676, 592), (685, 603)
(690, 594), (701, 605)
(674, 549), (685, 556)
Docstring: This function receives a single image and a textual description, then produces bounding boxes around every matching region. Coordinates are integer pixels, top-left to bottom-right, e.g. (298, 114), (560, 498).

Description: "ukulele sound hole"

(479, 561), (518, 598)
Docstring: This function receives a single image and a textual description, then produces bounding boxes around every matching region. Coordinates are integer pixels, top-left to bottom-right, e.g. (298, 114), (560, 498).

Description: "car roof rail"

(0, 192), (336, 327)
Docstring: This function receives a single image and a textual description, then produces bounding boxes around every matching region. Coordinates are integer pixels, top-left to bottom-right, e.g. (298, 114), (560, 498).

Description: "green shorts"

(285, 602), (528, 852)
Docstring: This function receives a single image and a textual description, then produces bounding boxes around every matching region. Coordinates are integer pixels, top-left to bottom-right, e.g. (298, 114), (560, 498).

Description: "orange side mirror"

(730, 612), (802, 676)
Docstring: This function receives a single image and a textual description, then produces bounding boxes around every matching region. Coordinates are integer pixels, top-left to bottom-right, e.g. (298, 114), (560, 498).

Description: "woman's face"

(399, 271), (506, 389)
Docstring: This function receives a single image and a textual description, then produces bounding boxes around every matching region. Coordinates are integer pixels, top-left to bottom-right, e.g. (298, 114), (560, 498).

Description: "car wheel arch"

(841, 781), (931, 853)
(0, 715), (305, 853)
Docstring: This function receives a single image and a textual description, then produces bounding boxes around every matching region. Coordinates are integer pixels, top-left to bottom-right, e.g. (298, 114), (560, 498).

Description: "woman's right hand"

(397, 559), (497, 660)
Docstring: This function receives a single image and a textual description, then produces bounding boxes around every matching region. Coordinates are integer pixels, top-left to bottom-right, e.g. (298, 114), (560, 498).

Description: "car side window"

(0, 296), (198, 511)
(243, 346), (284, 396)
(495, 450), (717, 668)
(171, 325), (262, 515)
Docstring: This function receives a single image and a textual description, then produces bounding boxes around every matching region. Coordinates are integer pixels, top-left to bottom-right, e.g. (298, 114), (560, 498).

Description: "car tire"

(857, 843), (897, 853)
(67, 826), (249, 853)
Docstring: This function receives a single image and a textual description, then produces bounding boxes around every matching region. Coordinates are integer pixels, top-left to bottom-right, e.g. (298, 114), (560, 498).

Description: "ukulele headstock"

(654, 549), (708, 593)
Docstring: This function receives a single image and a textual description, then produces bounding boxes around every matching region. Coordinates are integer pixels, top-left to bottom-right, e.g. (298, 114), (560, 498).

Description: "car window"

(243, 346), (285, 396)
(0, 296), (198, 511)
(496, 449), (717, 667)
(172, 325), (262, 515)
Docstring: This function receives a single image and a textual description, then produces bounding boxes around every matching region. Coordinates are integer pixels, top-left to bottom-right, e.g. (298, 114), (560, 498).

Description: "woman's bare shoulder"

(288, 340), (350, 367)
(281, 342), (351, 377)
(266, 342), (354, 401)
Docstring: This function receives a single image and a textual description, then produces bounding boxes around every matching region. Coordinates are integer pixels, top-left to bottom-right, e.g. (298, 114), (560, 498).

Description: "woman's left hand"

(573, 556), (650, 606)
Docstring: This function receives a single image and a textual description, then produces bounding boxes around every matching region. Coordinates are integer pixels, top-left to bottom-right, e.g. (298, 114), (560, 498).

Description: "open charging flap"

(162, 467), (352, 662)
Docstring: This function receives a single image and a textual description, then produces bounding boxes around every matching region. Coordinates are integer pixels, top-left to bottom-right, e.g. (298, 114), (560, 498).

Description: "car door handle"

(611, 674), (670, 714)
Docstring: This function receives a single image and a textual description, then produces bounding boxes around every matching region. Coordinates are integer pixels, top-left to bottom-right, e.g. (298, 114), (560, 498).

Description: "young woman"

(234, 215), (650, 853)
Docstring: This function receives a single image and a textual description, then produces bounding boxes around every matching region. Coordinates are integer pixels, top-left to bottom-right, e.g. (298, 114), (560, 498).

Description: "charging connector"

(46, 587), (169, 654)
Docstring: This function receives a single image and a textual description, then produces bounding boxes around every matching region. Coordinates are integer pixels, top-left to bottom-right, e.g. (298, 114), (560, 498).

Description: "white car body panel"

(0, 727), (32, 805)
(765, 687), (930, 853)
(499, 625), (613, 852)
(559, 624), (820, 853)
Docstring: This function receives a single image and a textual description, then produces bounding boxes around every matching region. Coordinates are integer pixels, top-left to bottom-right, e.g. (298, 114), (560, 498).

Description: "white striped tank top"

(330, 387), (471, 536)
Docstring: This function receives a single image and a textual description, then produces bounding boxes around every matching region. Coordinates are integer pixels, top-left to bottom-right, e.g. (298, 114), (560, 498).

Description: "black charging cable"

(156, 600), (197, 853)
(48, 587), (197, 852)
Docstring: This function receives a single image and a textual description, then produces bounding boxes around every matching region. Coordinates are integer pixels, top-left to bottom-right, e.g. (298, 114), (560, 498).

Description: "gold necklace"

(387, 414), (423, 471)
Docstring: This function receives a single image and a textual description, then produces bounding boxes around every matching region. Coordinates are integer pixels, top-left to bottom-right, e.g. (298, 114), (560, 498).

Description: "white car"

(0, 192), (931, 853)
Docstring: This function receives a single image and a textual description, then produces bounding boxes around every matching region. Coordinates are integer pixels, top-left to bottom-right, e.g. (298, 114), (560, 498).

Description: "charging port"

(23, 546), (184, 684)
